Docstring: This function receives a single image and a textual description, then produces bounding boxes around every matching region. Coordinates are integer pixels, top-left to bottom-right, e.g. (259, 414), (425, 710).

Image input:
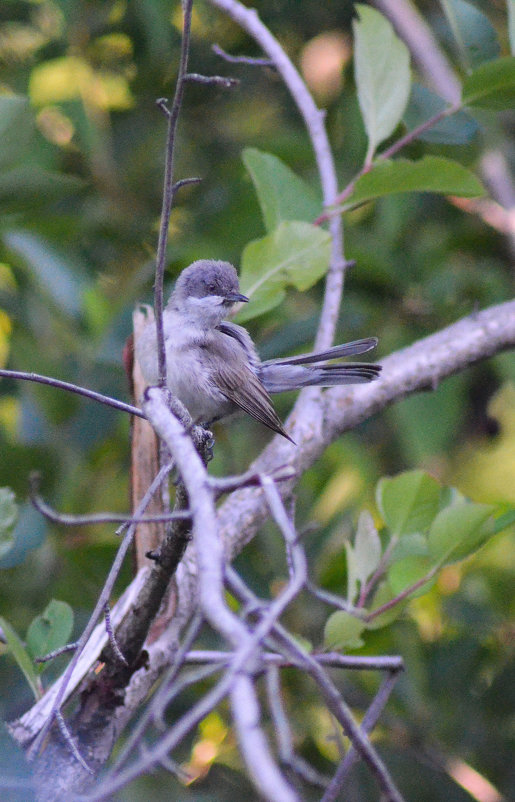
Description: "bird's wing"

(205, 334), (294, 443)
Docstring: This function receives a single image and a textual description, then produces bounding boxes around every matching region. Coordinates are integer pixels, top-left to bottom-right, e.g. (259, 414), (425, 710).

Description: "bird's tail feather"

(264, 337), (378, 367)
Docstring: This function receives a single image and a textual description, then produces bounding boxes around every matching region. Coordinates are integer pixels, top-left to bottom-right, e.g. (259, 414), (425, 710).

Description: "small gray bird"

(135, 260), (381, 442)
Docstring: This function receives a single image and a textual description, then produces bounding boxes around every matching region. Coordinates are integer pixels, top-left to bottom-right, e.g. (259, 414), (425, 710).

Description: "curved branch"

(208, 0), (345, 352)
(0, 369), (143, 419)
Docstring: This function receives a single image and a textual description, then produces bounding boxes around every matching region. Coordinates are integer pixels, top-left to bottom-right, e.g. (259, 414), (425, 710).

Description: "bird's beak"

(225, 292), (249, 303)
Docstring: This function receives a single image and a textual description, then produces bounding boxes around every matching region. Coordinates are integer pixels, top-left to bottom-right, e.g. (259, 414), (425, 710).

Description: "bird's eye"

(207, 283), (216, 293)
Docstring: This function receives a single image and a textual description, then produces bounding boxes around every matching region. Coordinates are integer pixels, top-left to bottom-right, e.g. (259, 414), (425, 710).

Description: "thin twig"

(212, 43), (275, 67)
(110, 612), (204, 771)
(35, 642), (79, 664)
(224, 567), (405, 801)
(0, 369), (144, 418)
(266, 665), (330, 788)
(29, 473), (190, 527)
(153, 0), (195, 386)
(103, 604), (128, 666)
(184, 72), (239, 87)
(55, 711), (93, 776)
(315, 104), (460, 224)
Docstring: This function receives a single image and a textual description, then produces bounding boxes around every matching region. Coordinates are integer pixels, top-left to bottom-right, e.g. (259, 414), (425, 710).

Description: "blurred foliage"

(0, 1), (514, 800)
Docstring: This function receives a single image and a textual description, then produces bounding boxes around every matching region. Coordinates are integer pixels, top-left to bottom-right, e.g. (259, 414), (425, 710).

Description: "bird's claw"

(193, 425), (215, 462)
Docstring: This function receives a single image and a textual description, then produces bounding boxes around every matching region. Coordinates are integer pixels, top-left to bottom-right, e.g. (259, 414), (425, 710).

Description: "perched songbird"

(135, 260), (381, 442)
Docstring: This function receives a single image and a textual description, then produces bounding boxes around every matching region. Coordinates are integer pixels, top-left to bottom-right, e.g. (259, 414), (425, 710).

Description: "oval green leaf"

(353, 4), (411, 159)
(376, 470), (441, 537)
(462, 56), (515, 110)
(388, 555), (435, 598)
(344, 157), (484, 211)
(26, 599), (74, 667)
(237, 221), (331, 322)
(243, 148), (321, 232)
(354, 510), (381, 585)
(324, 610), (366, 651)
(428, 502), (495, 563)
(0, 616), (41, 700)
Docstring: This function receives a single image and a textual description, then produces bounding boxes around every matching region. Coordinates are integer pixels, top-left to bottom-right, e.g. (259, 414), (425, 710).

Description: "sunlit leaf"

(237, 221), (331, 321)
(428, 501), (495, 563)
(354, 510), (381, 585)
(388, 555), (435, 598)
(324, 610), (365, 651)
(242, 148), (321, 232)
(376, 470), (441, 537)
(390, 532), (428, 563)
(345, 540), (358, 606)
(353, 4), (411, 160)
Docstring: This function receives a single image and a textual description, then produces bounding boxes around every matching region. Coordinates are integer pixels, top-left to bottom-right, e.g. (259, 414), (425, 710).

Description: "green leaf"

(0, 96), (34, 171)
(493, 507), (515, 534)
(443, 0), (500, 69)
(344, 157), (484, 211)
(5, 230), (88, 317)
(376, 470), (441, 537)
(237, 221), (331, 322)
(388, 555), (435, 598)
(0, 488), (18, 560)
(404, 84), (478, 144)
(428, 502), (495, 563)
(462, 56), (515, 109)
(324, 610), (366, 651)
(353, 4), (411, 160)
(366, 581), (408, 629)
(354, 510), (381, 585)
(26, 600), (74, 667)
(345, 541), (358, 606)
(0, 166), (84, 212)
(390, 532), (428, 563)
(242, 148), (321, 232)
(0, 616), (41, 700)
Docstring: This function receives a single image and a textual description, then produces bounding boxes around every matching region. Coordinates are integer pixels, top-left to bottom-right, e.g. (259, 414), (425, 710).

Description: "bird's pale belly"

(167, 348), (233, 424)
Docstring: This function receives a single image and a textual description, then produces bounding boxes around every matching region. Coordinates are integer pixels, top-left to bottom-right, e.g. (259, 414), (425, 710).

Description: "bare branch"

(184, 72), (239, 87)
(322, 671), (401, 801)
(212, 43), (274, 67)
(29, 473), (190, 527)
(103, 603), (128, 667)
(266, 665), (330, 788)
(0, 369), (143, 418)
(208, 0), (346, 353)
(153, 0), (194, 385)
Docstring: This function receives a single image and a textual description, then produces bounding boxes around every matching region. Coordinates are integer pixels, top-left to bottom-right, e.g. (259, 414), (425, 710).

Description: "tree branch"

(208, 0), (345, 352)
